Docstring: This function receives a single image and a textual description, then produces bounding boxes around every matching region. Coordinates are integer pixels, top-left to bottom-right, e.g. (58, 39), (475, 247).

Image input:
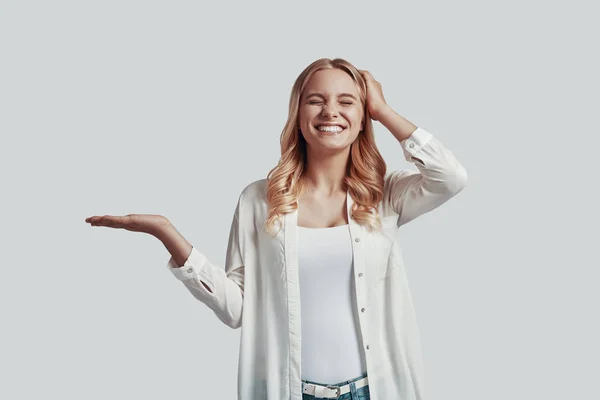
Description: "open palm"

(85, 214), (168, 235)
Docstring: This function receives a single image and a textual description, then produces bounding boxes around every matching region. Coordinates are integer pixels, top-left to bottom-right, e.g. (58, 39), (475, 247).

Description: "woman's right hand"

(85, 214), (169, 236)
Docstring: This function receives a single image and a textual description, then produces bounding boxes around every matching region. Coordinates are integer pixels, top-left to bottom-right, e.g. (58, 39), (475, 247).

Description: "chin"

(312, 138), (354, 152)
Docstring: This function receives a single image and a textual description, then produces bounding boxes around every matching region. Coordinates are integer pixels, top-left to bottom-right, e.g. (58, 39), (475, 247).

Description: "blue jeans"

(301, 371), (370, 399)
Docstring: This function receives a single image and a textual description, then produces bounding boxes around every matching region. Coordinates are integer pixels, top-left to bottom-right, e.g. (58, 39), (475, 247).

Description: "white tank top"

(298, 224), (367, 383)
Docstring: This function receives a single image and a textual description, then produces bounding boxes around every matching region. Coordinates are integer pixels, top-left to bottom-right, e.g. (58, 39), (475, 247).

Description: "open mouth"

(314, 124), (346, 135)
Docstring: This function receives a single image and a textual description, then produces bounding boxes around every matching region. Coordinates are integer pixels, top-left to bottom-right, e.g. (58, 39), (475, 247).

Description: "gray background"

(1, 1), (598, 399)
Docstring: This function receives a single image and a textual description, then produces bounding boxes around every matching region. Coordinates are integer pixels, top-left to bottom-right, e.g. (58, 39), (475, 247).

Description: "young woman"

(85, 58), (468, 400)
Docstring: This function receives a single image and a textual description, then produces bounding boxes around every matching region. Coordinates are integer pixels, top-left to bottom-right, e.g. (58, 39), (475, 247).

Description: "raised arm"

(384, 126), (468, 227)
(161, 195), (245, 329)
(358, 71), (468, 227)
(371, 105), (467, 227)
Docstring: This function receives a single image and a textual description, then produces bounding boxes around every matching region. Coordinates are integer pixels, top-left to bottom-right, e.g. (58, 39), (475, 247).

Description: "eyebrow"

(304, 92), (358, 101)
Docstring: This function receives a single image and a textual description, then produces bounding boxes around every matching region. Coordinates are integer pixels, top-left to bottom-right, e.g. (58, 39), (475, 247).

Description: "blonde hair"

(265, 58), (386, 236)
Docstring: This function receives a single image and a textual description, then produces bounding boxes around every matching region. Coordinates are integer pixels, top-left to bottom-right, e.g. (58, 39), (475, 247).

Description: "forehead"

(302, 69), (359, 98)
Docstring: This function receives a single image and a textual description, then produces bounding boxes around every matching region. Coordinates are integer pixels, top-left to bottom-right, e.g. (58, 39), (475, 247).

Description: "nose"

(321, 102), (340, 119)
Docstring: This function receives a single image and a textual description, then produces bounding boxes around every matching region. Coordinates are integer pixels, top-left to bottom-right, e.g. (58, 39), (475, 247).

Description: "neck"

(301, 147), (349, 196)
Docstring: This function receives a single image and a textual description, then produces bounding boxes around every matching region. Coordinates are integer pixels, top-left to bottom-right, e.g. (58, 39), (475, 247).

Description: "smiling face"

(298, 68), (364, 155)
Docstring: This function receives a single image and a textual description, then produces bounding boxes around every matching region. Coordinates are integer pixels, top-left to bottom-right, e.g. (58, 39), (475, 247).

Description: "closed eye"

(308, 101), (353, 105)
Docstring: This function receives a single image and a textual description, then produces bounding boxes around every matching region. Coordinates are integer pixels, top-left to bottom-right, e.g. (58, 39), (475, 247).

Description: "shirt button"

(409, 142), (415, 148)
(186, 268), (193, 273)
(355, 238), (361, 242)
(366, 345), (370, 350)
(361, 308), (365, 312)
(358, 273), (363, 277)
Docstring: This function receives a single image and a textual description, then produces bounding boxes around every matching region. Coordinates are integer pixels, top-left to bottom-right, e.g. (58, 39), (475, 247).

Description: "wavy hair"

(265, 58), (387, 236)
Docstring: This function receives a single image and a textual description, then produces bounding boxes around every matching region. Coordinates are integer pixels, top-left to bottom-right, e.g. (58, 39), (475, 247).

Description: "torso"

(297, 190), (348, 228)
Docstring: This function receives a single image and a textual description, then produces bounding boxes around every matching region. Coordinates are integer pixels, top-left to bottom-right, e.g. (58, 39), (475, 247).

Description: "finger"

(97, 216), (113, 227)
(86, 216), (101, 225)
(105, 215), (127, 228)
(87, 215), (105, 224)
(88, 215), (120, 228)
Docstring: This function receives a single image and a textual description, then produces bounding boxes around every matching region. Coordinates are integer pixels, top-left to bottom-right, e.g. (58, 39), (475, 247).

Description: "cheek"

(298, 108), (310, 125)
(346, 110), (363, 126)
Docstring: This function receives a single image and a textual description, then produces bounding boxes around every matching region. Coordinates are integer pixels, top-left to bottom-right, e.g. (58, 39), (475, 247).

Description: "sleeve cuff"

(400, 127), (433, 162)
(166, 246), (208, 281)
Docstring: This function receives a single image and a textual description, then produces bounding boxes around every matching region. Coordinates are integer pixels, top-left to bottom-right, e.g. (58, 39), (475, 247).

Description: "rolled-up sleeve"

(385, 127), (468, 227)
(166, 195), (245, 329)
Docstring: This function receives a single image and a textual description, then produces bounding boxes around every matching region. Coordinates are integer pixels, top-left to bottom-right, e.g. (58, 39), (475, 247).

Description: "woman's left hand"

(359, 69), (389, 121)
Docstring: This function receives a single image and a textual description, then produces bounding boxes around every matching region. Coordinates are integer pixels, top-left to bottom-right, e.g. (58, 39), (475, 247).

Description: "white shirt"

(166, 126), (468, 399)
(297, 224), (366, 384)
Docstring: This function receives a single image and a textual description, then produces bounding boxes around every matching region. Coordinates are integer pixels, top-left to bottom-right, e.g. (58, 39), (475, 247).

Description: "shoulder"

(231, 178), (268, 233)
(383, 169), (419, 191)
(234, 177), (269, 217)
(239, 177), (268, 202)
(380, 169), (419, 216)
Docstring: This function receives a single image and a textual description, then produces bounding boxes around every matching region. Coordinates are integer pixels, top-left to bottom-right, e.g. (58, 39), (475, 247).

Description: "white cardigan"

(166, 126), (468, 400)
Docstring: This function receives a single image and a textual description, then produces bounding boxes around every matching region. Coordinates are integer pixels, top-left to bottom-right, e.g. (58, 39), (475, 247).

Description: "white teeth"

(316, 125), (344, 133)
